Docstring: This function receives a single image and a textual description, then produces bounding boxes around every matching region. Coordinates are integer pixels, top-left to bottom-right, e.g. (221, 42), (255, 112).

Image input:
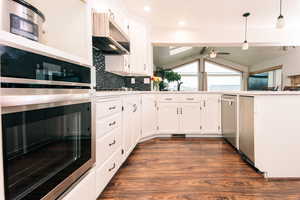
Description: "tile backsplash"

(93, 50), (151, 91)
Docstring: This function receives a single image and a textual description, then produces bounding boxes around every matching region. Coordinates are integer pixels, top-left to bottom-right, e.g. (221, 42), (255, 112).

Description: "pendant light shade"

(276, 0), (285, 29)
(242, 12), (250, 50)
(242, 41), (249, 50)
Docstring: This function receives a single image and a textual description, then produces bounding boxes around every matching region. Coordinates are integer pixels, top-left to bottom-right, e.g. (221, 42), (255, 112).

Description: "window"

(169, 46), (193, 56)
(167, 61), (199, 91)
(205, 61), (242, 91)
(248, 67), (282, 90)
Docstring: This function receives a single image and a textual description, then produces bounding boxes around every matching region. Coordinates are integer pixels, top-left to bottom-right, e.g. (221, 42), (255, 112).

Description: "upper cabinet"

(1, 0), (93, 66)
(129, 18), (153, 76)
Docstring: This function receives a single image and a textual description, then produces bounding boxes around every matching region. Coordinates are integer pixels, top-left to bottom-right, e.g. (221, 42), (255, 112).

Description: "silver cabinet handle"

(133, 104), (137, 112)
(109, 106), (116, 110)
(108, 163), (116, 171)
(165, 98), (172, 100)
(181, 107), (183, 114)
(203, 101), (206, 107)
(177, 107), (179, 115)
(109, 140), (116, 146)
(109, 121), (116, 126)
(186, 98), (194, 100)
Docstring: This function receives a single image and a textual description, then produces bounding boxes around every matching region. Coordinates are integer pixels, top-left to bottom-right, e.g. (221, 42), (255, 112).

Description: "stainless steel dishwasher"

(221, 95), (237, 149)
(239, 96), (255, 165)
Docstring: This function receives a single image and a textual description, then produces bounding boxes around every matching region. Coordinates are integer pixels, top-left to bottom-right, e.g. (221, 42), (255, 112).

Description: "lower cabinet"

(157, 103), (179, 133)
(157, 102), (201, 134)
(141, 94), (157, 138)
(61, 169), (96, 200)
(123, 95), (141, 158)
(157, 94), (221, 135)
(95, 147), (123, 197)
(201, 95), (222, 134)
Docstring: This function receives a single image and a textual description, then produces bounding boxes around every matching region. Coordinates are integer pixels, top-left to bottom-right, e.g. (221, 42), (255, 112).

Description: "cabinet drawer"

(158, 95), (182, 102)
(95, 147), (122, 197)
(96, 127), (122, 167)
(181, 94), (202, 102)
(96, 99), (122, 119)
(96, 114), (121, 138)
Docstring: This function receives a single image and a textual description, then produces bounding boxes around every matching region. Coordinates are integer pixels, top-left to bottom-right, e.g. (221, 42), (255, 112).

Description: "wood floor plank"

(98, 138), (300, 200)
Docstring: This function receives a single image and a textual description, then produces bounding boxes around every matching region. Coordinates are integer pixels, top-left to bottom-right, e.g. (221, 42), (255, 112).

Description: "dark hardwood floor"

(98, 138), (300, 200)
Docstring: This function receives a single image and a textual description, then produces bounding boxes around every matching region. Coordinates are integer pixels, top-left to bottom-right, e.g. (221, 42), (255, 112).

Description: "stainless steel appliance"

(0, 44), (95, 200)
(2, 0), (45, 42)
(92, 11), (130, 55)
(239, 96), (255, 165)
(221, 95), (238, 148)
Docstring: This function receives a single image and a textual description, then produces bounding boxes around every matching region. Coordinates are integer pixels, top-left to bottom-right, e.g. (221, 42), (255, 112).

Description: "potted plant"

(165, 71), (183, 91)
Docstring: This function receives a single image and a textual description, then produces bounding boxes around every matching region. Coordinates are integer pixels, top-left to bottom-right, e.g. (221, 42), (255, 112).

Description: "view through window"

(167, 61), (199, 91)
(205, 61), (242, 91)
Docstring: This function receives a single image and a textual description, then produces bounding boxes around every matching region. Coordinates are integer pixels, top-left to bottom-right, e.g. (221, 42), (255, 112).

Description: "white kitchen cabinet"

(129, 18), (152, 76)
(95, 147), (123, 197)
(61, 169), (96, 200)
(123, 95), (141, 158)
(201, 95), (222, 134)
(157, 94), (221, 135)
(141, 94), (157, 138)
(105, 55), (130, 75)
(157, 103), (180, 134)
(158, 102), (201, 134)
(180, 103), (202, 133)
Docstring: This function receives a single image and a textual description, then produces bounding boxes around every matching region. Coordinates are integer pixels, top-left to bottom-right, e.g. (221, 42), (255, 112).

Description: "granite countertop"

(94, 90), (300, 97)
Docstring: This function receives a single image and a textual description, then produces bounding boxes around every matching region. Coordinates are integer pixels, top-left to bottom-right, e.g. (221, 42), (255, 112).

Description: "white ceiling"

(124, 0), (300, 30)
(154, 46), (296, 68)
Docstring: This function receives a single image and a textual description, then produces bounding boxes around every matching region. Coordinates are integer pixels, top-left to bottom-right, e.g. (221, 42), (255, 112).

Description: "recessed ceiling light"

(178, 21), (186, 26)
(144, 6), (151, 12)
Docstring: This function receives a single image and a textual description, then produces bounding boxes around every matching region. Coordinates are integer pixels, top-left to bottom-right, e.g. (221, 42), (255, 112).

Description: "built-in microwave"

(0, 44), (95, 200)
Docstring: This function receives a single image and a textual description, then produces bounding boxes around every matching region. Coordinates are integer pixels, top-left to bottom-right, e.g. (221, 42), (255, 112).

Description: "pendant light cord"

(280, 0), (282, 16)
(245, 16), (248, 42)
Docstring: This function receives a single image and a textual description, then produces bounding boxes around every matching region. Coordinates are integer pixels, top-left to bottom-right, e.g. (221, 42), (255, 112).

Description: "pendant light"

(276, 0), (285, 29)
(242, 12), (250, 50)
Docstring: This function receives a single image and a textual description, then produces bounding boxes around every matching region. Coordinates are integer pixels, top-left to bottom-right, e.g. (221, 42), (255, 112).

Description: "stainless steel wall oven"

(0, 45), (95, 200)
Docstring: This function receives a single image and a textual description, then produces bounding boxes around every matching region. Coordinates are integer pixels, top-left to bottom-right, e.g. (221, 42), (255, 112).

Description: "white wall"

(250, 48), (300, 86)
(151, 27), (300, 46)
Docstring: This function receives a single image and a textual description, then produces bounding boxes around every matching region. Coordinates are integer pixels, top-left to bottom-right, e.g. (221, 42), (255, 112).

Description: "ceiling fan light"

(276, 15), (285, 29)
(209, 50), (217, 58)
(242, 41), (249, 50)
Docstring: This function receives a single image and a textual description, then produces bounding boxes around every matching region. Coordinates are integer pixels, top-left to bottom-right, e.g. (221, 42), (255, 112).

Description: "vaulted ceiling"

(154, 46), (297, 68)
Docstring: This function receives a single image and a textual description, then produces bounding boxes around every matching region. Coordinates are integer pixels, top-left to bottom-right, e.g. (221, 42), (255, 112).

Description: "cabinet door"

(129, 19), (147, 75)
(123, 96), (141, 157)
(202, 95), (221, 134)
(123, 99), (134, 156)
(157, 103), (180, 133)
(180, 103), (201, 134)
(141, 95), (157, 137)
(132, 98), (141, 144)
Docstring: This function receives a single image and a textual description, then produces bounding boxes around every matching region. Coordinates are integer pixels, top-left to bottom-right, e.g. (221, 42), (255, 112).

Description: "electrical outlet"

(131, 78), (135, 84)
(144, 78), (150, 84)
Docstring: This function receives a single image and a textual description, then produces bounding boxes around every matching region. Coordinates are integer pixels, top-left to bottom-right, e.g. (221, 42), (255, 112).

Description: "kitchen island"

(95, 91), (300, 178)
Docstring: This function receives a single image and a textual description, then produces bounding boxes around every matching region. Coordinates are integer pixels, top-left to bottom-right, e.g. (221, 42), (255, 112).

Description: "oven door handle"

(1, 92), (91, 108)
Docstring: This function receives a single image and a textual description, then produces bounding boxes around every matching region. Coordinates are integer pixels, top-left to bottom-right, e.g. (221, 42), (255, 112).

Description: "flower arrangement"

(151, 76), (162, 91)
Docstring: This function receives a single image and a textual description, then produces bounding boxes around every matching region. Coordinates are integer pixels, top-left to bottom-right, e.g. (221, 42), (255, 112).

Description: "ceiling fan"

(200, 47), (231, 58)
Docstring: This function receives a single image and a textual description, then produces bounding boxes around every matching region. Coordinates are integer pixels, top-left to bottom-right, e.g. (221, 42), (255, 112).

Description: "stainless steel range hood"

(92, 12), (130, 55)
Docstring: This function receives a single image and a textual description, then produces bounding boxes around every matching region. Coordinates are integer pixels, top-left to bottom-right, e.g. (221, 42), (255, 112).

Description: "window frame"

(204, 59), (244, 91)
(167, 60), (201, 91)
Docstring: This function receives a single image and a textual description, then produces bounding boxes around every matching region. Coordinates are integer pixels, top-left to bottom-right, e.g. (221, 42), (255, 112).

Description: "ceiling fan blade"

(217, 52), (231, 55)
